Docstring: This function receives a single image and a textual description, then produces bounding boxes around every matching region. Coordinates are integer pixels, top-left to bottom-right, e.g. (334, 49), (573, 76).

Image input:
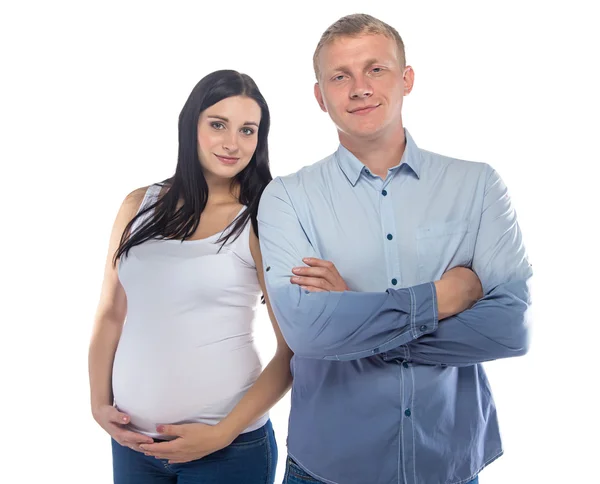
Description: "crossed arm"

(258, 168), (532, 365)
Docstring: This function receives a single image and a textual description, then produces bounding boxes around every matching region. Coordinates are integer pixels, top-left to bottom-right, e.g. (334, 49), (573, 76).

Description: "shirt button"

(365, 169), (370, 175)
(382, 189), (388, 196)
(420, 325), (428, 332)
(391, 278), (397, 285)
(404, 409), (412, 417)
(373, 347), (380, 353)
(266, 266), (271, 272)
(304, 290), (310, 295)
(402, 361), (409, 368)
(387, 234), (393, 240)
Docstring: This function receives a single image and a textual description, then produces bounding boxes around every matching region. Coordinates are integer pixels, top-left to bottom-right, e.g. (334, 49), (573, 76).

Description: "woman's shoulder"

(123, 182), (169, 209)
(120, 185), (151, 215)
(125, 186), (150, 204)
(118, 184), (167, 225)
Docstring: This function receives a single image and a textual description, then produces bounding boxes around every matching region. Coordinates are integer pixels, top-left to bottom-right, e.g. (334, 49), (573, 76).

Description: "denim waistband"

(152, 419), (272, 444)
(231, 419), (272, 444)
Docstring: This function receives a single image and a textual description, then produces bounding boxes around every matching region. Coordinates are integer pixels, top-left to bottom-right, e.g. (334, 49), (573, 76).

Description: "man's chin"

(340, 125), (383, 140)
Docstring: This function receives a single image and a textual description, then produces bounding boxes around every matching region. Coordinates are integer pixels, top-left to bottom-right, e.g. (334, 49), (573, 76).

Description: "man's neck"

(340, 124), (407, 179)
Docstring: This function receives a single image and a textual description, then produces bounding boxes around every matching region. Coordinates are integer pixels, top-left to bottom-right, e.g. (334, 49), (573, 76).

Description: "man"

(258, 13), (532, 484)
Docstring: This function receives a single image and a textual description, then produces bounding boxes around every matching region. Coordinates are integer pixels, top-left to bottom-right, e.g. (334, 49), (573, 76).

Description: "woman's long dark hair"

(113, 70), (272, 265)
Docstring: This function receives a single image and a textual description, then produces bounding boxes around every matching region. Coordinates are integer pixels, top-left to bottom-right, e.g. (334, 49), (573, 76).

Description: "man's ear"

(403, 66), (415, 96)
(314, 83), (327, 112)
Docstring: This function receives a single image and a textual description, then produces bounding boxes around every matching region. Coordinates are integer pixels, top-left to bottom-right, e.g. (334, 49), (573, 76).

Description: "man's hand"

(290, 258), (349, 292)
(139, 423), (234, 464)
(289, 259), (481, 319)
(93, 404), (154, 452)
(434, 267), (483, 319)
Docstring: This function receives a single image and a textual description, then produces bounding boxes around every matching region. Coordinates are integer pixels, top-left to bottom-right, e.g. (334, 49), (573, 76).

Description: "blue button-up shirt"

(258, 130), (532, 484)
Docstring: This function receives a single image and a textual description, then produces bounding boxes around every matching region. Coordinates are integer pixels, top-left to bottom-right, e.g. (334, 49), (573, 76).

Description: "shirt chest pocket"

(416, 220), (472, 281)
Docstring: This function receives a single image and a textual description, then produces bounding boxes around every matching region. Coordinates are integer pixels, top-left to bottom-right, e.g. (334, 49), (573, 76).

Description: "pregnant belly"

(112, 337), (261, 436)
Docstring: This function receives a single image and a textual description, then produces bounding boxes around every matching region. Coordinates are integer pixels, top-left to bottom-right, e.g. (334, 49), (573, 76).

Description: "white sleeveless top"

(113, 185), (267, 438)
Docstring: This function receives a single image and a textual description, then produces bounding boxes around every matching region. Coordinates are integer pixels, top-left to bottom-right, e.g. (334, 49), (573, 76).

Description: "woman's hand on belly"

(93, 404), (154, 452)
(139, 422), (234, 464)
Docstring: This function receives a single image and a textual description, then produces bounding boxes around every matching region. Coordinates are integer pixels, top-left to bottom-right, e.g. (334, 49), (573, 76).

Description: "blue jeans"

(112, 420), (277, 484)
(283, 456), (479, 484)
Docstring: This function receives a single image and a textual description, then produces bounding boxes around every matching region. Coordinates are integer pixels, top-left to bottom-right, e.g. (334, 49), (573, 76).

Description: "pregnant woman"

(88, 70), (292, 484)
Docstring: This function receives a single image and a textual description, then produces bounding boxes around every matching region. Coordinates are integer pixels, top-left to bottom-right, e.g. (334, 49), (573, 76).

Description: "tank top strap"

(223, 207), (255, 268)
(130, 184), (162, 234)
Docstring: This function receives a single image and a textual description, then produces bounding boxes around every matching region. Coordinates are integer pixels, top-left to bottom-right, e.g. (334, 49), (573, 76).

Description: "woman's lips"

(214, 154), (240, 165)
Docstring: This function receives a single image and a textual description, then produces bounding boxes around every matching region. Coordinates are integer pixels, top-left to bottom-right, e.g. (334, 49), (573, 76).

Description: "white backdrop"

(1, 1), (598, 482)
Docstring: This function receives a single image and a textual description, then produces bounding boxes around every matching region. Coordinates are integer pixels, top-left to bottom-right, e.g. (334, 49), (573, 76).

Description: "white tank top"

(113, 185), (267, 438)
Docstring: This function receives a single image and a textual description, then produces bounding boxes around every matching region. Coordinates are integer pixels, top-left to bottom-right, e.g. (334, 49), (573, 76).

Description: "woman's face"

(197, 95), (261, 181)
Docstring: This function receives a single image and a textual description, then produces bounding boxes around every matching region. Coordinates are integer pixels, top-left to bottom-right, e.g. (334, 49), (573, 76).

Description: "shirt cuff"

(408, 282), (438, 339)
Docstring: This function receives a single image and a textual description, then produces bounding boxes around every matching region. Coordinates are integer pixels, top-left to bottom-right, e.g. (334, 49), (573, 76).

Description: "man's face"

(314, 33), (413, 141)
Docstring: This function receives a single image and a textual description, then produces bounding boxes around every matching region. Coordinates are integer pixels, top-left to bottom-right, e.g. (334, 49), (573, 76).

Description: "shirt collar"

(335, 128), (422, 186)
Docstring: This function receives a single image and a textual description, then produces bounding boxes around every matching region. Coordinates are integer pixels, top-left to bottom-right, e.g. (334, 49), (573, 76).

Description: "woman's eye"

(241, 127), (255, 136)
(211, 122), (225, 130)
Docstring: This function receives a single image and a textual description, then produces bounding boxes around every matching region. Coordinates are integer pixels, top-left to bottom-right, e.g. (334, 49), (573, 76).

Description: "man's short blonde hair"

(313, 13), (406, 80)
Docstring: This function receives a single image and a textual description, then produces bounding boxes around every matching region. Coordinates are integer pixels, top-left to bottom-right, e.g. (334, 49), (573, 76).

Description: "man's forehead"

(319, 34), (398, 70)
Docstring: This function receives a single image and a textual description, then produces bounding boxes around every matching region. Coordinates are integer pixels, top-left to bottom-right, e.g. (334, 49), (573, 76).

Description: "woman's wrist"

(215, 416), (244, 445)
